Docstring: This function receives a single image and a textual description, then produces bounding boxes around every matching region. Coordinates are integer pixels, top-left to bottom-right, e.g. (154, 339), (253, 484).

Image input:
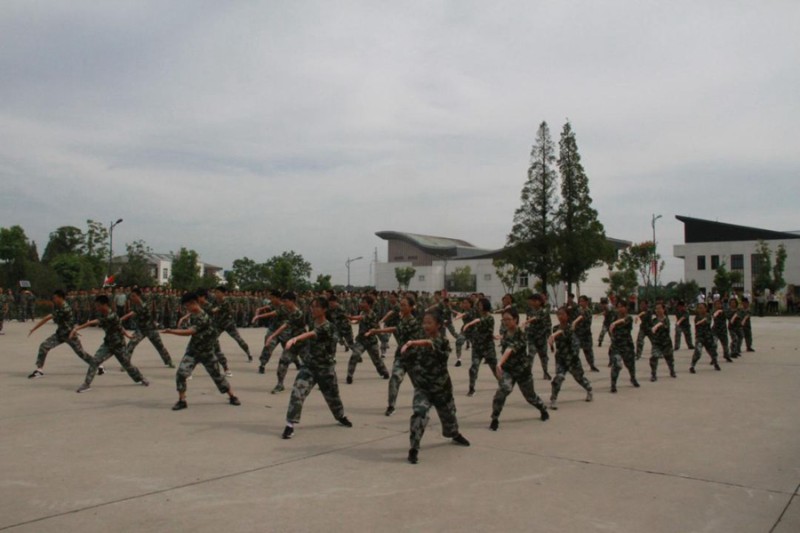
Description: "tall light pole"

(651, 214), (662, 288)
(345, 256), (363, 289)
(108, 218), (123, 282)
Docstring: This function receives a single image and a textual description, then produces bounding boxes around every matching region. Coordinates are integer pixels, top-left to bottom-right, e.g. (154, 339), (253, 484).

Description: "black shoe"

(724, 356), (733, 362)
(610, 384), (617, 393)
(631, 379), (640, 388)
(385, 406), (395, 417)
(337, 416), (353, 427)
(467, 388), (475, 397)
(670, 370), (677, 378)
(229, 396), (241, 406)
(258, 365), (265, 374)
(282, 425), (294, 439)
(98, 366), (106, 375)
(28, 369), (44, 379)
(650, 375), (657, 382)
(381, 373), (389, 380)
(689, 367), (696, 374)
(166, 361), (175, 368)
(408, 448), (418, 464)
(172, 400), (187, 411)
(346, 375), (353, 385)
(543, 372), (553, 381)
(247, 355), (253, 362)
(714, 363), (721, 371)
(746, 348), (755, 352)
(451, 433), (470, 446)
(455, 360), (462, 367)
(540, 409), (549, 421)
(138, 378), (150, 387)
(590, 366), (600, 372)
(490, 419), (499, 431)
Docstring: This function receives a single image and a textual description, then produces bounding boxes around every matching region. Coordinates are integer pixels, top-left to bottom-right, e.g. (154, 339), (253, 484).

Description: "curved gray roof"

(375, 231), (492, 258)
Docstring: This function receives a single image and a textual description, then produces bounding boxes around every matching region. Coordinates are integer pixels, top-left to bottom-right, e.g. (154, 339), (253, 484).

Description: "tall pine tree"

(556, 121), (613, 294)
(507, 121), (560, 292)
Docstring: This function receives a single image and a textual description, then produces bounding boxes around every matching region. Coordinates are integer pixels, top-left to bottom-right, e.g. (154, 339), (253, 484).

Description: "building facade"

(112, 252), (224, 286)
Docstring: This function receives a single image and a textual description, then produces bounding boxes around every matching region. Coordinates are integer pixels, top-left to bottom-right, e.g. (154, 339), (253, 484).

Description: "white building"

(112, 252), (225, 286)
(374, 231), (630, 305)
(673, 215), (800, 298)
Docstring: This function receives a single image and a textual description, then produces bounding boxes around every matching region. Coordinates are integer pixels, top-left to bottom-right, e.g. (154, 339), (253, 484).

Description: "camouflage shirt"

(500, 328), (531, 375)
(187, 311), (216, 356)
(356, 309), (379, 346)
(131, 299), (155, 332)
(525, 306), (548, 343)
(98, 311), (125, 351)
(281, 308), (307, 340)
(304, 320), (337, 369)
(652, 316), (672, 350)
(694, 315), (713, 343)
(574, 307), (593, 338)
(410, 336), (452, 392)
(52, 301), (76, 340)
(554, 324), (576, 362)
(384, 304), (401, 328)
(472, 314), (495, 349)
(611, 315), (634, 351)
(213, 298), (235, 328)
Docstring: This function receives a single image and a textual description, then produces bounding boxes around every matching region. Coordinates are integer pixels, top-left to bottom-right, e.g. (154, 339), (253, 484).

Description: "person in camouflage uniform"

(548, 307), (593, 410)
(346, 295), (390, 384)
(462, 298), (499, 397)
(26, 289), (96, 378)
(72, 295), (147, 393)
(212, 286), (253, 361)
(609, 300), (640, 393)
(689, 302), (721, 373)
(265, 292), (307, 394)
(523, 293), (552, 380)
(727, 298), (744, 358)
(401, 311), (470, 464)
(328, 294), (355, 351)
(648, 303), (676, 381)
(489, 308), (549, 431)
(163, 292), (241, 410)
(572, 295), (600, 372)
(712, 299), (733, 362)
(454, 298), (477, 367)
(253, 290), (284, 372)
(741, 298), (755, 352)
(370, 295), (424, 416)
(673, 301), (694, 350)
(280, 297), (352, 439)
(121, 287), (174, 367)
(0, 286), (7, 334)
(597, 296), (614, 347)
(635, 300), (655, 360)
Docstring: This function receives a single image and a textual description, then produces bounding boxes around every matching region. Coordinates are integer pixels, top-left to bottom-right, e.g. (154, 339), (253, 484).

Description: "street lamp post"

(345, 256), (363, 289)
(108, 218), (123, 283)
(651, 213), (662, 289)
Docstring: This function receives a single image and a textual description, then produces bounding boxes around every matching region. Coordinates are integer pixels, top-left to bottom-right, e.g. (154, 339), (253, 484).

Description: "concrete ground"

(0, 316), (798, 533)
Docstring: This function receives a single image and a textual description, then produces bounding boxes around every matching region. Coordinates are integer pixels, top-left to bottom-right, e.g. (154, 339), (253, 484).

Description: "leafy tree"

(493, 258), (519, 294)
(603, 269), (638, 299)
(616, 241), (663, 289)
(449, 266), (474, 292)
(555, 121), (614, 294)
(170, 248), (200, 290)
(0, 226), (35, 287)
(116, 240), (156, 287)
(314, 274), (333, 292)
(395, 266), (416, 290)
(712, 262), (742, 297)
(41, 226), (84, 263)
(50, 254), (97, 290)
(229, 257), (271, 291)
(506, 121), (561, 292)
(753, 240), (788, 293)
(264, 251), (312, 291)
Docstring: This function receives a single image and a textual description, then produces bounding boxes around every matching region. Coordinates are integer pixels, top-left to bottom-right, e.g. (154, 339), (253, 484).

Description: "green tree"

(314, 274), (333, 292)
(603, 269), (638, 299)
(170, 248), (200, 290)
(713, 262), (743, 296)
(753, 240), (788, 293)
(0, 226), (36, 287)
(116, 240), (156, 287)
(493, 258), (519, 294)
(264, 251), (312, 291)
(555, 121), (614, 294)
(41, 226), (84, 264)
(449, 266), (474, 292)
(507, 121), (561, 292)
(229, 257), (271, 291)
(395, 266), (416, 290)
(617, 241), (663, 289)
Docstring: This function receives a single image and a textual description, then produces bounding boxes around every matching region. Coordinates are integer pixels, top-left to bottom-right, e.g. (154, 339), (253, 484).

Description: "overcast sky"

(2, 1), (798, 286)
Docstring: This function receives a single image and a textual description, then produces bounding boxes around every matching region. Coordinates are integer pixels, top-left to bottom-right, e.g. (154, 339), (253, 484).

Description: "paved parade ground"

(1, 317), (798, 533)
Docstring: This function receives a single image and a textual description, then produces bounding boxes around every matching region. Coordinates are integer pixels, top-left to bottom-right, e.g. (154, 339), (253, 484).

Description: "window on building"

(162, 268), (169, 279)
(407, 255), (418, 261)
(518, 272), (529, 287)
(731, 254), (744, 270)
(484, 274), (492, 281)
(697, 256), (706, 270)
(393, 256), (404, 261)
(710, 255), (720, 270)
(418, 275), (425, 282)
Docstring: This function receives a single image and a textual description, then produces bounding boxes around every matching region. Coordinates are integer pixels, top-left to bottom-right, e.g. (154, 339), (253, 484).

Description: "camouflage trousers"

(455, 333), (471, 358)
(598, 323), (611, 346)
(409, 385), (459, 451)
(387, 355), (416, 409)
(469, 343), (498, 391)
(649, 344), (675, 376)
(442, 321), (457, 340)
(491, 369), (546, 421)
(378, 333), (390, 354)
(574, 332), (595, 368)
(550, 355), (592, 401)
(176, 349), (230, 395)
(729, 327), (743, 356)
(275, 347), (303, 387)
(36, 334), (94, 369)
(221, 322), (251, 358)
(213, 338), (229, 370)
(610, 343), (637, 385)
(124, 330), (173, 366)
(714, 329), (730, 359)
(337, 327), (354, 349)
(636, 328), (652, 358)
(691, 334), (719, 367)
(258, 329), (280, 366)
(347, 341), (388, 379)
(84, 343), (144, 386)
(743, 326), (753, 350)
(286, 365), (344, 424)
(674, 324), (694, 350)
(526, 338), (550, 377)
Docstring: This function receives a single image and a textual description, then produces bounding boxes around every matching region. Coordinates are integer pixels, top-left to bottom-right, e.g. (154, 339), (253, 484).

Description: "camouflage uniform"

(387, 313), (424, 410)
(347, 309), (389, 380)
(635, 309), (655, 359)
(286, 320), (345, 423)
(468, 314), (498, 394)
(742, 307), (754, 351)
(673, 309), (694, 350)
(259, 304), (282, 367)
(573, 307), (596, 368)
(610, 315), (637, 388)
(603, 307), (617, 366)
(442, 303), (457, 339)
(82, 311), (145, 387)
(0, 291), (7, 333)
(690, 315), (719, 369)
(124, 298), (173, 366)
(727, 309), (744, 357)
(408, 336), (460, 451)
(214, 298), (252, 359)
(274, 308), (307, 389)
(491, 329), (547, 423)
(455, 306), (477, 358)
(649, 316), (676, 379)
(525, 306), (550, 379)
(550, 324), (592, 403)
(327, 304), (354, 350)
(35, 302), (94, 369)
(712, 310), (731, 361)
(176, 311), (231, 395)
(598, 303), (613, 346)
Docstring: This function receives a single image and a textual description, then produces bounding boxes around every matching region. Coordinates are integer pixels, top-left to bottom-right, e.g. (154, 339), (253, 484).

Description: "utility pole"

(345, 256), (363, 289)
(107, 218), (123, 284)
(651, 213), (662, 289)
